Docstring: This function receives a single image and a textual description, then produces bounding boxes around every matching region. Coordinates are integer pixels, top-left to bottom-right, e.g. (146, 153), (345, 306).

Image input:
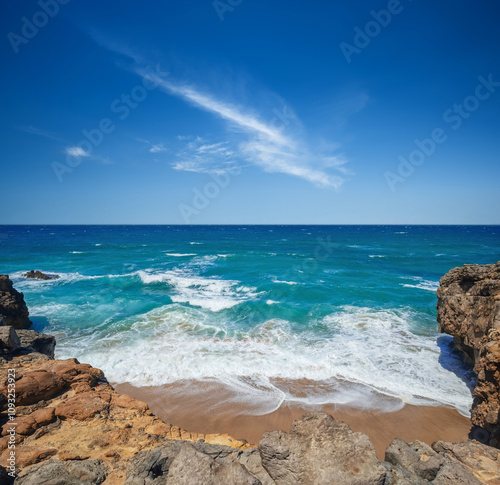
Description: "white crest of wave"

(401, 276), (439, 292)
(136, 269), (258, 311)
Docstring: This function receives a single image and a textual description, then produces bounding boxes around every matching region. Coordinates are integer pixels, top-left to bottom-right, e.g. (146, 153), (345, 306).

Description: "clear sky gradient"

(1, 0), (499, 224)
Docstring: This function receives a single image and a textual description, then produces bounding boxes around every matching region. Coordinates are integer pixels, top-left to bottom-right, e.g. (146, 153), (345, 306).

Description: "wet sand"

(114, 380), (471, 460)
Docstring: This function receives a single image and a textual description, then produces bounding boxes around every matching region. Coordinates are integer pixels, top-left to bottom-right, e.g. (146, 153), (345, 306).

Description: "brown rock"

(0, 445), (57, 468)
(13, 370), (67, 405)
(59, 451), (91, 461)
(437, 261), (500, 447)
(55, 391), (110, 420)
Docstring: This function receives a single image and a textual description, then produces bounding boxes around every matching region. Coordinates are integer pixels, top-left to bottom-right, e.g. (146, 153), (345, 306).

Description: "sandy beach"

(115, 379), (471, 460)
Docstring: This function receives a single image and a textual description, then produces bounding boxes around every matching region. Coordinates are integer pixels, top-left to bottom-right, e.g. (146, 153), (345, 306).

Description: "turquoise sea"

(1, 225), (499, 416)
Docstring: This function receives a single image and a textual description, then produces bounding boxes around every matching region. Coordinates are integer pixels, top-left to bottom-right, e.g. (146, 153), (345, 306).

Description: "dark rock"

(125, 442), (183, 484)
(0, 275), (31, 329)
(14, 458), (109, 484)
(16, 330), (56, 358)
(437, 261), (500, 447)
(23, 270), (59, 281)
(0, 326), (21, 354)
(125, 441), (271, 485)
(165, 442), (260, 485)
(0, 465), (14, 484)
(259, 412), (386, 485)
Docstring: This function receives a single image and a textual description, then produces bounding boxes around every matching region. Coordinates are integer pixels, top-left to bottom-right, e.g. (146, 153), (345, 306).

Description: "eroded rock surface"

(0, 276), (31, 330)
(437, 262), (500, 447)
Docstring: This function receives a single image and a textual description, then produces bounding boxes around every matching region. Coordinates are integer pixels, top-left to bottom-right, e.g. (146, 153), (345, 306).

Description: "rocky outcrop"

(0, 275), (31, 329)
(437, 262), (500, 447)
(259, 412), (386, 484)
(23, 270), (59, 281)
(0, 326), (55, 359)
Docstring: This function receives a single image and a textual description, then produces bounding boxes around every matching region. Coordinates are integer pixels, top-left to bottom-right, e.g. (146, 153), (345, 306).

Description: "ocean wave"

(401, 276), (439, 292)
(164, 253), (197, 257)
(369, 255), (385, 258)
(272, 279), (298, 285)
(56, 305), (473, 415)
(136, 269), (259, 311)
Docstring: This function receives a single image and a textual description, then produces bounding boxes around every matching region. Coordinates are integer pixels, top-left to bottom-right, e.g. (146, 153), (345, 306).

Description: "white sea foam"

(273, 279), (298, 285)
(57, 305), (473, 416)
(189, 242), (202, 245)
(401, 276), (439, 292)
(165, 253), (196, 257)
(69, 251), (84, 254)
(136, 269), (258, 311)
(369, 255), (385, 258)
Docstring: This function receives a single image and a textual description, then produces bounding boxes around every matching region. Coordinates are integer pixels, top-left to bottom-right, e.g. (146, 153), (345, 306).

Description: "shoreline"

(114, 380), (472, 460)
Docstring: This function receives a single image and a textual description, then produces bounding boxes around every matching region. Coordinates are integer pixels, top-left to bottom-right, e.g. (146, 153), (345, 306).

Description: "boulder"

(165, 442), (260, 485)
(13, 370), (67, 405)
(15, 458), (108, 484)
(23, 270), (59, 280)
(259, 412), (387, 485)
(55, 391), (110, 420)
(0, 275), (31, 329)
(0, 326), (20, 354)
(16, 329), (56, 358)
(437, 261), (500, 446)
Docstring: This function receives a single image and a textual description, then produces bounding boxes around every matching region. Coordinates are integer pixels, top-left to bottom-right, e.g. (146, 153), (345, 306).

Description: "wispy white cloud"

(65, 146), (90, 157)
(89, 37), (352, 188)
(137, 138), (168, 154)
(173, 138), (237, 174)
(149, 144), (167, 153)
(138, 69), (350, 188)
(17, 126), (67, 143)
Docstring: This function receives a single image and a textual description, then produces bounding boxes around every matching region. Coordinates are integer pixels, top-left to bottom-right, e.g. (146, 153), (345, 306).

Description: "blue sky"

(1, 0), (499, 224)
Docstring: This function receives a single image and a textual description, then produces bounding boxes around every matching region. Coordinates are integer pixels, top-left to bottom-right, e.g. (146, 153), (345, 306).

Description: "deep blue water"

(1, 225), (499, 415)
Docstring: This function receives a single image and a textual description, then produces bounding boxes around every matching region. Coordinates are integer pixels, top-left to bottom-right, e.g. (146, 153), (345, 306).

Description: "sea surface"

(1, 225), (499, 416)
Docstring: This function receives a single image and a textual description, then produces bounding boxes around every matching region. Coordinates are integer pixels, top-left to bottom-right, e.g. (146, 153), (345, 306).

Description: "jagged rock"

(432, 462), (483, 485)
(124, 442), (183, 484)
(165, 442), (260, 485)
(0, 275), (31, 329)
(259, 412), (387, 485)
(385, 439), (444, 481)
(432, 440), (500, 484)
(15, 329), (55, 358)
(15, 458), (109, 484)
(23, 270), (59, 281)
(437, 262), (500, 447)
(0, 326), (21, 354)
(125, 441), (273, 485)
